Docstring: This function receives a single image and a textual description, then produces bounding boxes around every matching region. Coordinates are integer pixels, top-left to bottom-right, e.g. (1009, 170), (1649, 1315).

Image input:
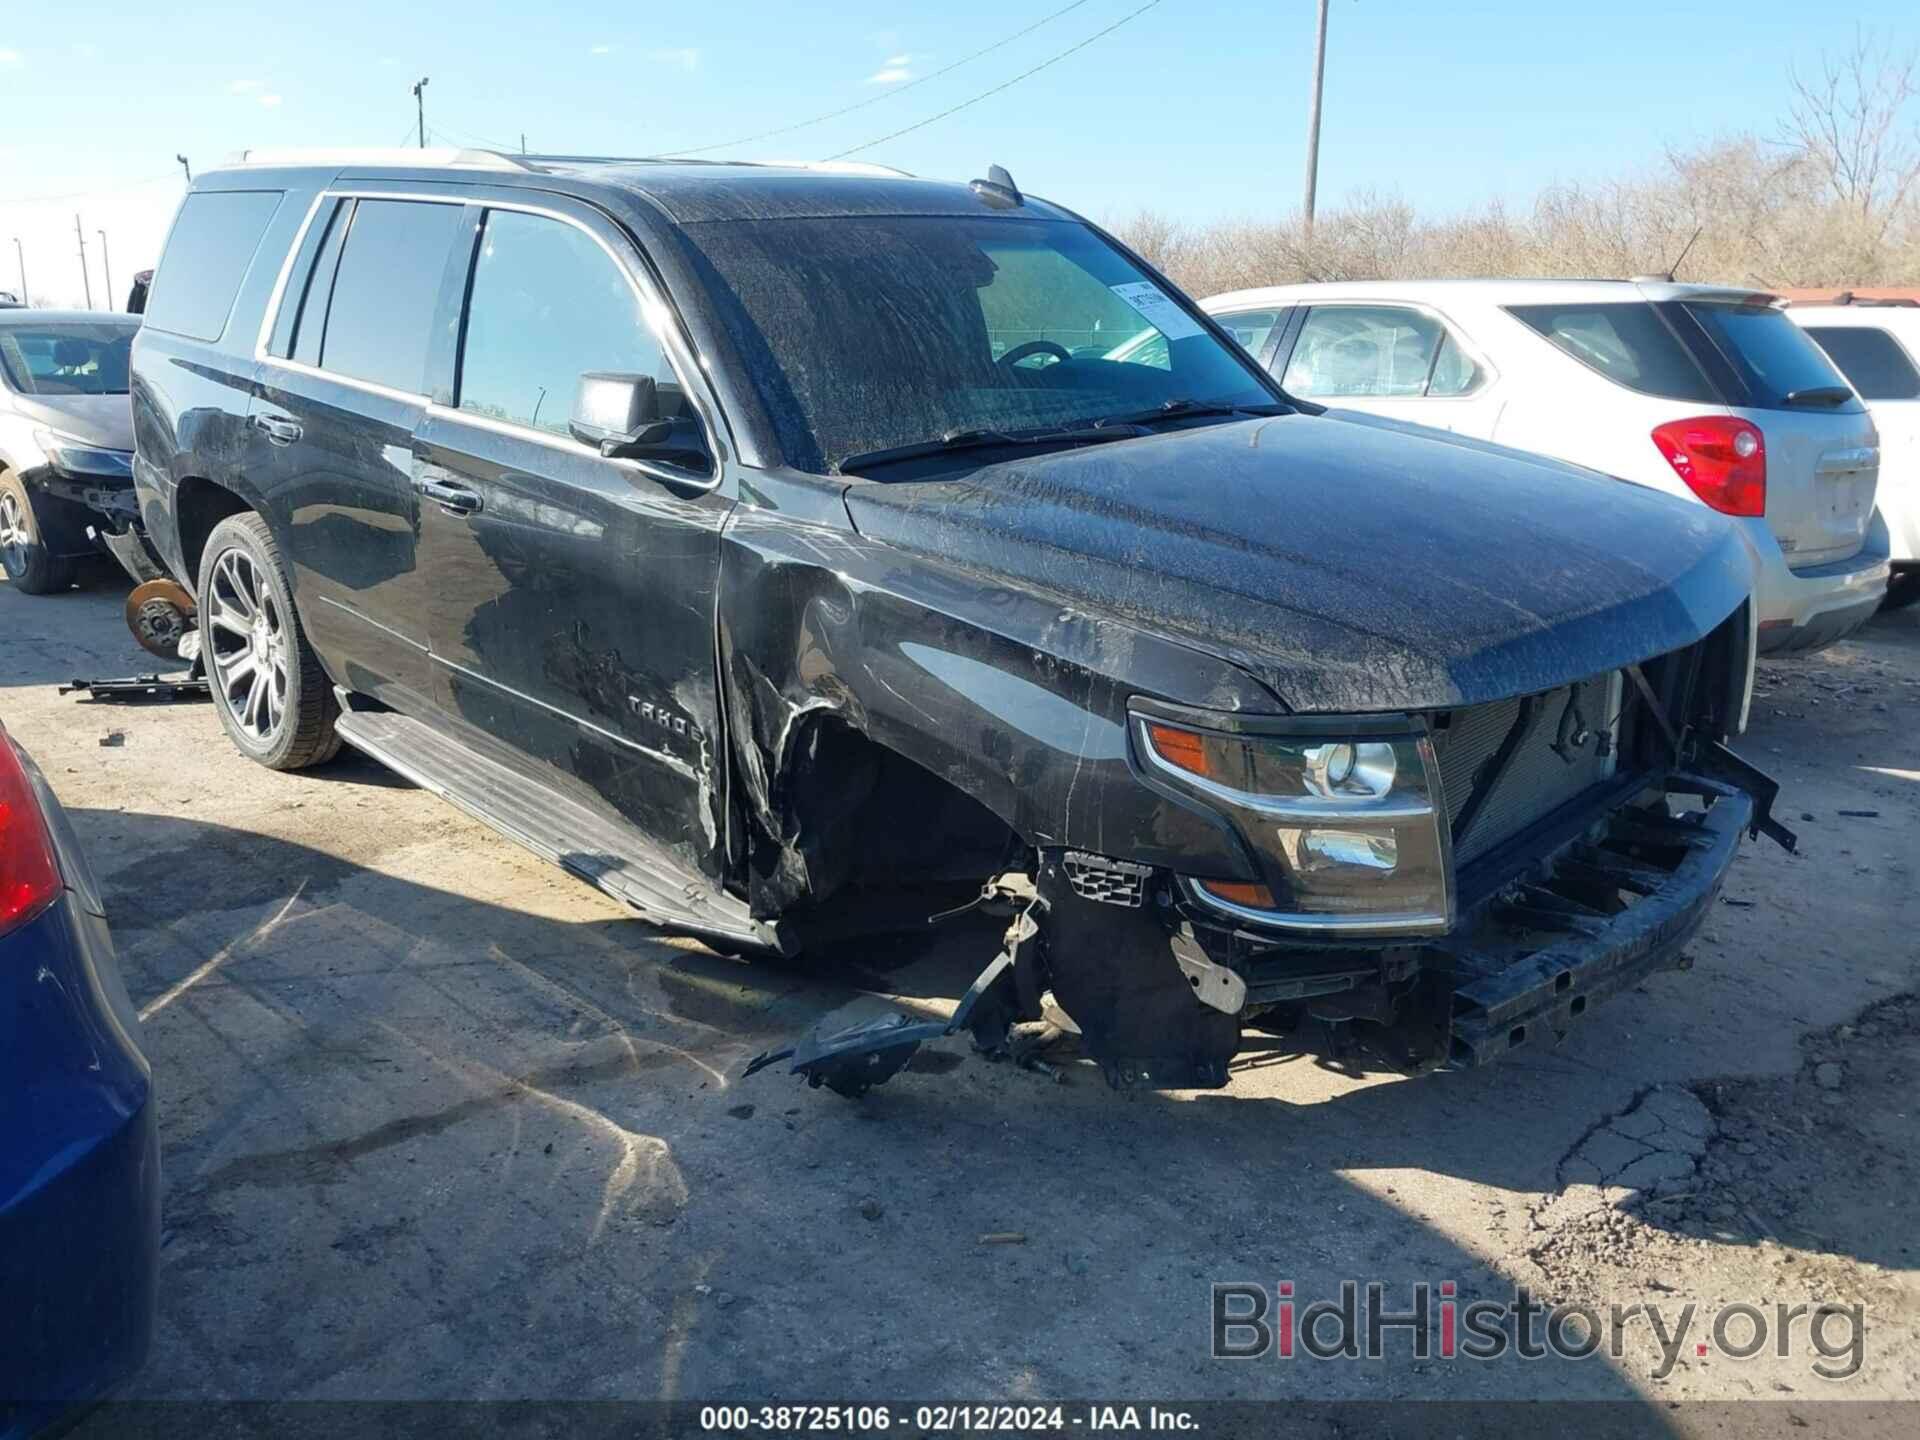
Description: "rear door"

(250, 192), (469, 712)
(410, 196), (733, 877)
(1671, 299), (1879, 568)
(1271, 302), (1501, 436)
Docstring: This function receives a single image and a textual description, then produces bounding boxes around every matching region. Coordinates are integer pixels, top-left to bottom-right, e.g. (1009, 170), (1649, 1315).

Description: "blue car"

(0, 717), (158, 1437)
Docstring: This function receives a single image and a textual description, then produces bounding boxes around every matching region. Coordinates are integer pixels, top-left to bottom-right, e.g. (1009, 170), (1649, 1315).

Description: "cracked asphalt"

(3, 574), (1917, 1414)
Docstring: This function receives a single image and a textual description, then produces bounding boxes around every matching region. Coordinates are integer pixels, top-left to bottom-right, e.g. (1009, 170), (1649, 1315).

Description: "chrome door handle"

(251, 414), (302, 446)
(416, 477), (483, 516)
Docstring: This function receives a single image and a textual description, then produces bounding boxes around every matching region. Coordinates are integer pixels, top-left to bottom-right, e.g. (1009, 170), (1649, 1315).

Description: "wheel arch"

(717, 519), (1275, 920)
(172, 476), (257, 586)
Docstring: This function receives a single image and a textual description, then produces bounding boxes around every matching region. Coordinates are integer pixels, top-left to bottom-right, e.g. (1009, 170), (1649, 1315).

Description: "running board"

(333, 706), (788, 953)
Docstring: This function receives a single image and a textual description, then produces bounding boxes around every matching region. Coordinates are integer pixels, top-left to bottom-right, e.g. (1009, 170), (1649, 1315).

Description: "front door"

(412, 200), (732, 877)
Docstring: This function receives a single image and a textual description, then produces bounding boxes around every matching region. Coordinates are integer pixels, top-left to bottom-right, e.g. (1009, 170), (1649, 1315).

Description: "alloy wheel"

(205, 548), (290, 743)
(0, 489), (27, 576)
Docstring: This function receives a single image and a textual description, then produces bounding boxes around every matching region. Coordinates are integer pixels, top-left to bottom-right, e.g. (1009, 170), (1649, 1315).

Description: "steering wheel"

(998, 339), (1073, 368)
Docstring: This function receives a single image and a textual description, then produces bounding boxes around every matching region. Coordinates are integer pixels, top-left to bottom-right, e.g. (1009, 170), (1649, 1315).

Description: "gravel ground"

(3, 572), (1917, 1417)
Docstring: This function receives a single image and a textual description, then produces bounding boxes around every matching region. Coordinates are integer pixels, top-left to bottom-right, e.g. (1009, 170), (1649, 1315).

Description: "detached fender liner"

(1443, 780), (1752, 1067)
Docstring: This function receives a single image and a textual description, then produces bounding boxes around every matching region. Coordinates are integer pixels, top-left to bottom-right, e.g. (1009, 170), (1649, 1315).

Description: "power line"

(825, 0), (1168, 160)
(429, 122), (525, 154)
(663, 0), (1096, 157)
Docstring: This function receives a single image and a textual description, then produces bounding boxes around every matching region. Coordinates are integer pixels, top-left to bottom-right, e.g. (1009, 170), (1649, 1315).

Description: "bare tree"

(1783, 30), (1920, 233)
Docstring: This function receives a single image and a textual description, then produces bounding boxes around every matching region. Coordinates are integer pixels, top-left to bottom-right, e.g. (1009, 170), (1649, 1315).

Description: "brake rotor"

(125, 578), (197, 660)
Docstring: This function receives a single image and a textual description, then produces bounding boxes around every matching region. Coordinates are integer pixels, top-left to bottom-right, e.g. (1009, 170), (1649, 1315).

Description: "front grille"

(1432, 673), (1621, 863)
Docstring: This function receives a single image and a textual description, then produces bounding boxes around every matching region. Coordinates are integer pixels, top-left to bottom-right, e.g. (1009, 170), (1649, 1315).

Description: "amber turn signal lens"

(1146, 722), (1211, 777)
(1197, 880), (1276, 909)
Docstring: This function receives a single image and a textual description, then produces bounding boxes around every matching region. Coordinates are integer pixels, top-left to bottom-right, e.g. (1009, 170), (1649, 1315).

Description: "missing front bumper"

(1440, 779), (1753, 1067)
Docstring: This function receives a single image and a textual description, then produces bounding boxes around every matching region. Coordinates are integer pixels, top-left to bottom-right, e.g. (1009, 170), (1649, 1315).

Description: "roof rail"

(523, 154), (914, 178)
(758, 159), (916, 178)
(233, 146), (531, 171)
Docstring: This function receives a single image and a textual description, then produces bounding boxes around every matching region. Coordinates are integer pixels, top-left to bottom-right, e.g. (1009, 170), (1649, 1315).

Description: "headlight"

(1134, 708), (1452, 936)
(33, 427), (134, 480)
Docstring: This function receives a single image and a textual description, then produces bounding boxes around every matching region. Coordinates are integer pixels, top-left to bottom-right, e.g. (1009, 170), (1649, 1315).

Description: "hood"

(11, 393), (134, 452)
(842, 411), (1754, 713)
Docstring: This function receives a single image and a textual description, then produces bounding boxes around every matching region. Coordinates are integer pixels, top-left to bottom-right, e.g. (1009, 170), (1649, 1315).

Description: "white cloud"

(258, 93), (282, 109)
(229, 78), (264, 94)
(884, 53), (912, 67)
(591, 43), (613, 55)
(644, 47), (700, 71)
(0, 49), (22, 68)
(865, 66), (912, 85)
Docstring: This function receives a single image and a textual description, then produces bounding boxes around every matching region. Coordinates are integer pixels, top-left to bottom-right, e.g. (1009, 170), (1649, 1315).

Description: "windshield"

(686, 215), (1280, 473)
(0, 321), (138, 396)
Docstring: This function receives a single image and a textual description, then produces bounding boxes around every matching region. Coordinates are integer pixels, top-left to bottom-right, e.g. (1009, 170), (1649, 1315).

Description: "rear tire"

(197, 512), (341, 770)
(1883, 571), (1920, 612)
(0, 471), (77, 595)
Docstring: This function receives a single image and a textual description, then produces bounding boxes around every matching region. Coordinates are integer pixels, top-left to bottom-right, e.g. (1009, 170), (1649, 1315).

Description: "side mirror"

(568, 371), (710, 471)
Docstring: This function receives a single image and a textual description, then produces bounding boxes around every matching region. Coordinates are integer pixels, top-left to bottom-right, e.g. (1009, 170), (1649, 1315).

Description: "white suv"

(1197, 280), (1888, 653)
(1788, 300), (1920, 610)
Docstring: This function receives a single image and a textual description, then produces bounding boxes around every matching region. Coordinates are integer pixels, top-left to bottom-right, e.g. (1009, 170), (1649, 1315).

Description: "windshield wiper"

(1086, 397), (1288, 429)
(1782, 385), (1855, 407)
(837, 423), (1147, 476)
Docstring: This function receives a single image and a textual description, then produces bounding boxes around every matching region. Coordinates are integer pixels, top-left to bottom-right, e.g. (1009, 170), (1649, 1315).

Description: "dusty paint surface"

(5, 579), (1916, 1407)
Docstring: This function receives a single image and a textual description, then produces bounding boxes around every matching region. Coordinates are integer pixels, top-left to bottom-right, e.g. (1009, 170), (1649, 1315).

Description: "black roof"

(205, 155), (1076, 226)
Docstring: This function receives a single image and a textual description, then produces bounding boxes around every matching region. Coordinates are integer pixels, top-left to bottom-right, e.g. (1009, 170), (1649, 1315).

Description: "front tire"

(0, 471), (77, 595)
(197, 512), (341, 770)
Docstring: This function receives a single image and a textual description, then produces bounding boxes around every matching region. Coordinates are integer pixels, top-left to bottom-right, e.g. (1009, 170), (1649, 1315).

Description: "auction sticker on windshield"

(1110, 281), (1205, 340)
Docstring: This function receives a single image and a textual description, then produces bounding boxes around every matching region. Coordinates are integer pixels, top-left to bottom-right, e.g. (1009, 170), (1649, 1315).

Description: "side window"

(1282, 306), (1444, 398)
(1803, 325), (1920, 401)
(317, 199), (465, 394)
(1507, 302), (1719, 403)
(287, 199), (351, 367)
(1211, 309), (1285, 358)
(143, 190), (285, 342)
(1427, 331), (1485, 397)
(457, 208), (686, 441)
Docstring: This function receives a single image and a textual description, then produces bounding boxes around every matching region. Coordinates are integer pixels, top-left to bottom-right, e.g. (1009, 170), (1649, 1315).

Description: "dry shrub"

(1114, 43), (1920, 298)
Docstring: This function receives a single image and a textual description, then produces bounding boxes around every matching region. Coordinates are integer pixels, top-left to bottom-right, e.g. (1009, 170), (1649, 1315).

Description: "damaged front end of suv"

(740, 406), (1792, 1099)
(751, 593), (1788, 1095)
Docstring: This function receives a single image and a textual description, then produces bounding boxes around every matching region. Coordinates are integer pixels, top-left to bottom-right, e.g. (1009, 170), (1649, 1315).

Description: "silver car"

(0, 311), (141, 593)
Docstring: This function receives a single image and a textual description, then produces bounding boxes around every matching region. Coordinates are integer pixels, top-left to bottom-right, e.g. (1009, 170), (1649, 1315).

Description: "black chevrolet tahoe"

(129, 153), (1789, 1093)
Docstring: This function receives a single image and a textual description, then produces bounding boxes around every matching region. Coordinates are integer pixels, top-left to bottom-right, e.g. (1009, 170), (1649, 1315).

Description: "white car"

(1788, 300), (1920, 610)
(1196, 280), (1888, 653)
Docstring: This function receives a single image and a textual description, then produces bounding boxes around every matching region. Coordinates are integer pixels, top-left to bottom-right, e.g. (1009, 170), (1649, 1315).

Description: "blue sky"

(1, 0), (1914, 304)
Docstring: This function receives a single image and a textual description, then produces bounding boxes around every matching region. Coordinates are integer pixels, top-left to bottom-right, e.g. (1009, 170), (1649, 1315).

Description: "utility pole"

(520, 132), (527, 154)
(98, 230), (114, 310)
(176, 153), (192, 182)
(413, 76), (430, 148)
(1302, 0), (1331, 238)
(11, 238), (25, 306)
(74, 215), (93, 308)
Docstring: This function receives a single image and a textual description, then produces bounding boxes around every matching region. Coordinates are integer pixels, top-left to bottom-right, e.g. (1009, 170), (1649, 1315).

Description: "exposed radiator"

(1431, 672), (1622, 862)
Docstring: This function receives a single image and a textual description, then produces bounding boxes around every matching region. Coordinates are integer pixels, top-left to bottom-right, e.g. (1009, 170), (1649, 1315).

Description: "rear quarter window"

(143, 190), (286, 342)
(1505, 301), (1719, 403)
(1802, 324), (1920, 401)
